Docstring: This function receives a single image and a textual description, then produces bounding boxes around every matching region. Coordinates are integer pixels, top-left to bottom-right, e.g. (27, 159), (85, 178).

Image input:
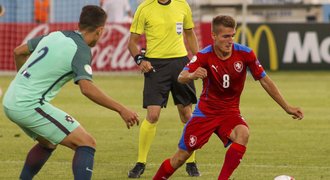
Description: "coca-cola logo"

(23, 23), (139, 71)
(22, 24), (50, 44)
(91, 24), (137, 70)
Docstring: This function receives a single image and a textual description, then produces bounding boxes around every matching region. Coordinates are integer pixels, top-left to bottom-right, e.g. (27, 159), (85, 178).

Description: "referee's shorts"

(143, 56), (197, 108)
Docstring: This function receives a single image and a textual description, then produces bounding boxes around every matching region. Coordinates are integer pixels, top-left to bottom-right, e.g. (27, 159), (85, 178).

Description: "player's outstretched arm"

(78, 79), (139, 129)
(259, 75), (304, 120)
(178, 67), (207, 84)
(13, 44), (31, 71)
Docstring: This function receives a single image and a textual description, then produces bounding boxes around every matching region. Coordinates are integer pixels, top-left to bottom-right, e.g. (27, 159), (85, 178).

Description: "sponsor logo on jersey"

(189, 135), (197, 147)
(211, 64), (218, 72)
(84, 64), (93, 75)
(176, 22), (183, 35)
(234, 61), (243, 73)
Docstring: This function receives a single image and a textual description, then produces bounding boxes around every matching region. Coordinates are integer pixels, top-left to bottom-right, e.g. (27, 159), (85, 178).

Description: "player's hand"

(119, 107), (139, 129)
(190, 67), (207, 80)
(286, 106), (304, 120)
(139, 61), (154, 73)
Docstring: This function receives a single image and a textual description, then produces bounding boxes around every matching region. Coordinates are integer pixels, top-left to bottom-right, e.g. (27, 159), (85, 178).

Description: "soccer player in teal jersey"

(2, 5), (139, 180)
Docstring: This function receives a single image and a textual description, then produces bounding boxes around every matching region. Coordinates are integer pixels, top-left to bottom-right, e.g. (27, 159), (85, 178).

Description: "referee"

(127, 0), (200, 178)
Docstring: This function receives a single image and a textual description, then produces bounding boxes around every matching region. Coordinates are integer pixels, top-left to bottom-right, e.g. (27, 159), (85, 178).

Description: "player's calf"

(73, 146), (95, 180)
(20, 143), (55, 180)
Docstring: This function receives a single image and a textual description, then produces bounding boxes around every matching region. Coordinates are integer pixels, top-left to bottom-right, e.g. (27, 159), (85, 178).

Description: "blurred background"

(0, 0), (330, 72)
(0, 1), (329, 179)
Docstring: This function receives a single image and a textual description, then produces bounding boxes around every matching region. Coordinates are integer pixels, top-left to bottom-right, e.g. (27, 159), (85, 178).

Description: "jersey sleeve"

(183, 53), (203, 73)
(183, 2), (194, 29)
(246, 50), (266, 80)
(130, 5), (145, 34)
(27, 35), (45, 52)
(71, 47), (93, 84)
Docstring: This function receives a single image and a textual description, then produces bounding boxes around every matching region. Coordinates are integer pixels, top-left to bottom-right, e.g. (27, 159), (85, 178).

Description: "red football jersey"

(184, 43), (266, 116)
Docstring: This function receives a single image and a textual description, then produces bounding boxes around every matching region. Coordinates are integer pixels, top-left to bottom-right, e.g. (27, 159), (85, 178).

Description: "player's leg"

(33, 103), (95, 180)
(3, 107), (58, 179)
(176, 104), (200, 176)
(19, 136), (57, 179)
(171, 56), (199, 176)
(216, 116), (249, 180)
(60, 125), (96, 180)
(154, 116), (214, 179)
(153, 148), (193, 180)
(129, 59), (171, 178)
(3, 105), (73, 179)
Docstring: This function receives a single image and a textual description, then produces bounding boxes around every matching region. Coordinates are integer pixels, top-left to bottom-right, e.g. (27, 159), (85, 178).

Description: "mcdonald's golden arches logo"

(235, 25), (278, 71)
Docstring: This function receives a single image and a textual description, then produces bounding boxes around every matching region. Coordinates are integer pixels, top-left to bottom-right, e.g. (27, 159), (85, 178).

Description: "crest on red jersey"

(189, 135), (197, 147)
(234, 61), (243, 73)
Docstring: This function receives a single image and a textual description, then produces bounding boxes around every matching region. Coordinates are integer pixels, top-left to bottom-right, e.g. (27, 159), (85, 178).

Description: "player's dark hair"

(79, 5), (107, 32)
(212, 15), (236, 33)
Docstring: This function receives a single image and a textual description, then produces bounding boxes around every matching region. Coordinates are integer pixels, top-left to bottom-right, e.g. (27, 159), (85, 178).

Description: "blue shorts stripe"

(178, 118), (193, 151)
(192, 101), (205, 117)
(178, 130), (188, 151)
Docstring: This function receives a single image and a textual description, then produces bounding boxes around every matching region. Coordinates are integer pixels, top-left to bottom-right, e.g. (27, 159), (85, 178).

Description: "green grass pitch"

(0, 71), (329, 180)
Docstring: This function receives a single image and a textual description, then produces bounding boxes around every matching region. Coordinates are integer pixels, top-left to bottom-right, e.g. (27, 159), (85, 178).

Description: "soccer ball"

(274, 175), (295, 180)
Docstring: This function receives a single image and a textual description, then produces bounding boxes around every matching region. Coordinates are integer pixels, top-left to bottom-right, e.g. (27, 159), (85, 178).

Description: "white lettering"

(283, 32), (321, 64)
(91, 24), (136, 70)
(23, 24), (49, 44)
(320, 37), (330, 63)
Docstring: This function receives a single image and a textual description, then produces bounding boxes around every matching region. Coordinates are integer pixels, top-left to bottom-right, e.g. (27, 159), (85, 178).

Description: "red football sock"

(218, 142), (246, 180)
(153, 159), (175, 180)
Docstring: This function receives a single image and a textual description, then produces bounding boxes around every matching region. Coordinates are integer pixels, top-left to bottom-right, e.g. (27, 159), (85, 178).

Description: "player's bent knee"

(240, 131), (249, 141)
(231, 125), (249, 145)
(60, 127), (96, 149)
(171, 149), (192, 168)
(171, 156), (187, 169)
(78, 133), (96, 148)
(236, 130), (249, 145)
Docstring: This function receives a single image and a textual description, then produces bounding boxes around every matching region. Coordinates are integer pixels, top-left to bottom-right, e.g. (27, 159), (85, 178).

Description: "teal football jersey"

(3, 31), (93, 110)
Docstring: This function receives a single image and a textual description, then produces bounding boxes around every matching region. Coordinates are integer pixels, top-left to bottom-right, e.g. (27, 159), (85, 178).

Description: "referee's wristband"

(134, 54), (144, 65)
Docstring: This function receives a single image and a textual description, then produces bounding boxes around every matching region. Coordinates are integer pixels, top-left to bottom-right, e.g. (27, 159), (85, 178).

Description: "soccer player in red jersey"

(153, 15), (304, 180)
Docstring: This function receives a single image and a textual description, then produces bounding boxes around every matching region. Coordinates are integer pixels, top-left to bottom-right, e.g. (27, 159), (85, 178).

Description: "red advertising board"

(0, 23), (147, 71)
(0, 23), (210, 72)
